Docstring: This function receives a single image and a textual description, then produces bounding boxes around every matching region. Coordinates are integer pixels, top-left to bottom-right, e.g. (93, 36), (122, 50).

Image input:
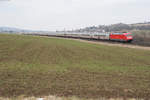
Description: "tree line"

(74, 22), (150, 32)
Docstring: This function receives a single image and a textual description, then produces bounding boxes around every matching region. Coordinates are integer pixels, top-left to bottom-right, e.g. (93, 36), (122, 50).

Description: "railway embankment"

(35, 34), (150, 51)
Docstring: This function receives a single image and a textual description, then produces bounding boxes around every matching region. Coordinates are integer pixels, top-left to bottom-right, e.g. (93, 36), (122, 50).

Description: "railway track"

(28, 34), (150, 50)
(34, 34), (132, 44)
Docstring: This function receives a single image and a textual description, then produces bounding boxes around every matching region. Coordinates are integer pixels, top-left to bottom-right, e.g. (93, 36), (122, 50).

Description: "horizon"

(0, 21), (150, 32)
(0, 0), (150, 31)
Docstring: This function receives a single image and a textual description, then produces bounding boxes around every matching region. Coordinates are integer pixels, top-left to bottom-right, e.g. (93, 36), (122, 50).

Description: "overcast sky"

(0, 0), (150, 31)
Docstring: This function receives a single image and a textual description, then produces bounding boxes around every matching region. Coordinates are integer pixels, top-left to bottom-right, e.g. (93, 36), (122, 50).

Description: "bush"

(131, 30), (150, 46)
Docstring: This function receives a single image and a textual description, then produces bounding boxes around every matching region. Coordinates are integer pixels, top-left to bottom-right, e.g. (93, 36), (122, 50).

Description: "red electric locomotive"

(109, 32), (133, 42)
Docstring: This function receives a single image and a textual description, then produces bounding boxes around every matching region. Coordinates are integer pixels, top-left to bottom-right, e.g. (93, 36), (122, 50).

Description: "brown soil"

(76, 39), (150, 50)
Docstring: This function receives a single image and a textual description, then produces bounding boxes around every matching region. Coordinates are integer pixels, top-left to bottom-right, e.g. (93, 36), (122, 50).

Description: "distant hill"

(74, 22), (150, 32)
(0, 27), (52, 35)
(0, 27), (40, 34)
(0, 27), (26, 33)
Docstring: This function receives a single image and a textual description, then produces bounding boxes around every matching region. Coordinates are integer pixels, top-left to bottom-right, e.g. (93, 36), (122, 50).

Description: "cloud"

(0, 0), (149, 31)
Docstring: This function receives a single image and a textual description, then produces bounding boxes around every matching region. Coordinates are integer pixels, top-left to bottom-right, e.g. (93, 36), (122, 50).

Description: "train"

(110, 32), (133, 42)
(53, 32), (133, 43)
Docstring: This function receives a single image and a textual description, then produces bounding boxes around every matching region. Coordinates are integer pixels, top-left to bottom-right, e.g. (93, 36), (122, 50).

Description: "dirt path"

(40, 36), (150, 50)
(75, 39), (150, 50)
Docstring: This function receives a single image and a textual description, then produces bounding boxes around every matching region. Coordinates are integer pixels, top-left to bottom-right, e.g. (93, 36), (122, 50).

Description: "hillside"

(0, 27), (43, 34)
(0, 34), (150, 99)
(74, 22), (150, 32)
(0, 27), (28, 33)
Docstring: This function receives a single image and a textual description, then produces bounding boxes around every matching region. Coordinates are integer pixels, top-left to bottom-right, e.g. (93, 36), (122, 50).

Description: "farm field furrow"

(0, 34), (150, 99)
